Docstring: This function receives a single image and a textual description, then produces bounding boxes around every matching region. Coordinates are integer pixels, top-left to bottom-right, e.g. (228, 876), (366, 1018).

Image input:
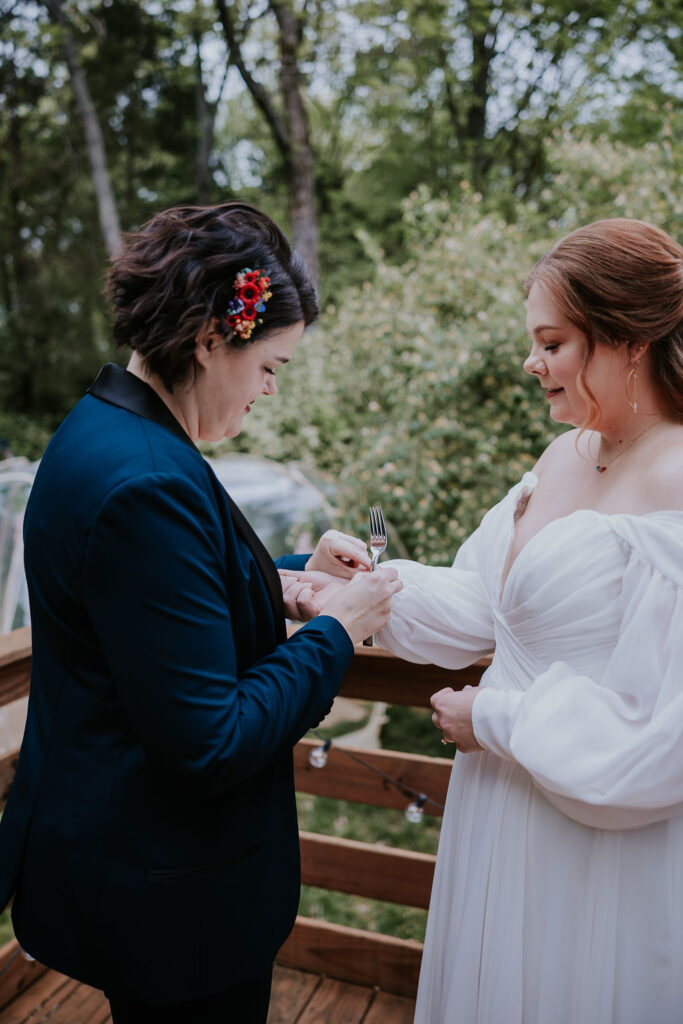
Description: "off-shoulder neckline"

(514, 471), (683, 521)
(500, 472), (683, 604)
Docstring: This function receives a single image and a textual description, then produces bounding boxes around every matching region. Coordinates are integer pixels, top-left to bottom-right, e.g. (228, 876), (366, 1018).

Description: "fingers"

(430, 687), (455, 709)
(335, 550), (371, 571)
(375, 566), (400, 593)
(279, 569), (346, 592)
(347, 566), (401, 594)
(280, 575), (299, 596)
(295, 586), (320, 620)
(308, 530), (372, 577)
(281, 576), (321, 621)
(329, 530), (370, 559)
(428, 687), (482, 753)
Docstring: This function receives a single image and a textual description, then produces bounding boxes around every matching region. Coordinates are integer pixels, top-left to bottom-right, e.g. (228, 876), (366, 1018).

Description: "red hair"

(525, 219), (683, 424)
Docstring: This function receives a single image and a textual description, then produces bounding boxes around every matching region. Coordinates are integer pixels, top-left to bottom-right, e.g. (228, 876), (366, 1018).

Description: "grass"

(298, 886), (429, 942)
(382, 703), (456, 760)
(0, 908), (13, 946)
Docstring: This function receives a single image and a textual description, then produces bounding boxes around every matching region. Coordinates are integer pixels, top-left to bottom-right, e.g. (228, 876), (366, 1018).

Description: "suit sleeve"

(83, 472), (353, 797)
(275, 553), (310, 570)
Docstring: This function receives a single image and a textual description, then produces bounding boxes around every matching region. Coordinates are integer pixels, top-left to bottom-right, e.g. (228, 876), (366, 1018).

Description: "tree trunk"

(465, 0), (497, 188)
(44, 0), (121, 256)
(194, 30), (214, 205)
(215, 0), (319, 281)
(271, 2), (318, 280)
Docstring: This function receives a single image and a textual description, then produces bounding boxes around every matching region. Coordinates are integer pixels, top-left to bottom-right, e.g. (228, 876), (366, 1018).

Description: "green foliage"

(228, 128), (681, 561)
(0, 908), (13, 947)
(382, 704), (455, 760)
(0, 1), (230, 428)
(0, 411), (52, 461)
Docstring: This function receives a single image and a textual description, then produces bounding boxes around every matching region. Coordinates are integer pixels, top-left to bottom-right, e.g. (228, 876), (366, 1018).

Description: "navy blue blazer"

(0, 364), (353, 1003)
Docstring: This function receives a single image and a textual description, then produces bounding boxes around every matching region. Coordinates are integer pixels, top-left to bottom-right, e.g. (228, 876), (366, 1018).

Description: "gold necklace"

(595, 421), (659, 473)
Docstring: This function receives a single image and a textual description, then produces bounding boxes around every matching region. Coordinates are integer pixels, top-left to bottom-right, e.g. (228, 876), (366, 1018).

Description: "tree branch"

(214, 0), (291, 160)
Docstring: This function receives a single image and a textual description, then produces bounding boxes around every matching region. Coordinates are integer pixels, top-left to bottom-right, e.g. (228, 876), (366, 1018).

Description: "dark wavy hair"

(525, 218), (683, 423)
(106, 202), (319, 391)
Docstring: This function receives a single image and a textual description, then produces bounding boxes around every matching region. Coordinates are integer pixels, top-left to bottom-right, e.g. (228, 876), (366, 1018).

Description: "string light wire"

(308, 728), (446, 814)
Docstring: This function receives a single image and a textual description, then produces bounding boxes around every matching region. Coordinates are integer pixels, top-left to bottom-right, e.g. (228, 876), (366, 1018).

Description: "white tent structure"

(0, 458), (35, 635)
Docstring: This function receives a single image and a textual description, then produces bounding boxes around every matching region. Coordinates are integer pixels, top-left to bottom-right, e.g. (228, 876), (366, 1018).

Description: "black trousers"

(106, 968), (273, 1024)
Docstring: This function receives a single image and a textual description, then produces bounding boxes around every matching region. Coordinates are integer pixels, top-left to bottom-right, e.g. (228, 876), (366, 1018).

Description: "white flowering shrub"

(222, 129), (682, 561)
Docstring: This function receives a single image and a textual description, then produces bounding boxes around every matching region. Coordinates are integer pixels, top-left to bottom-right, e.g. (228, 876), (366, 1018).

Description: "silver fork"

(363, 504), (388, 647)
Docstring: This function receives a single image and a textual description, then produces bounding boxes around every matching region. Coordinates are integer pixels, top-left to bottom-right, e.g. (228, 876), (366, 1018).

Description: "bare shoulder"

(641, 425), (683, 512)
(532, 428), (585, 477)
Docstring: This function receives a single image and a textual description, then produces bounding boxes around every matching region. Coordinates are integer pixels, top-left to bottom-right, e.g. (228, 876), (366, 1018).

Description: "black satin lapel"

(88, 363), (286, 642)
(88, 363), (196, 450)
(224, 494), (287, 644)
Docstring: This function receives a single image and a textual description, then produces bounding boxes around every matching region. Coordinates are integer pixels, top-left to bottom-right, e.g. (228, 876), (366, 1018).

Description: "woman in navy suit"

(0, 202), (401, 1023)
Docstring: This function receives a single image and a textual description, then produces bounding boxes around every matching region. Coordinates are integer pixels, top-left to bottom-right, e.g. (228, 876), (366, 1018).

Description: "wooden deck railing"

(0, 626), (489, 1001)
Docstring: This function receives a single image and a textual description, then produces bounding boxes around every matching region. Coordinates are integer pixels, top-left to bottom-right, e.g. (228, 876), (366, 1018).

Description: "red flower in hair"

(225, 267), (272, 340)
(239, 283), (260, 303)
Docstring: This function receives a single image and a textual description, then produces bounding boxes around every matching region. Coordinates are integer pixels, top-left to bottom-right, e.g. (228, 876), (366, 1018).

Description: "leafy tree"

(0, 0), (232, 428)
(224, 128), (682, 561)
(0, 4), (108, 422)
(323, 0), (682, 246)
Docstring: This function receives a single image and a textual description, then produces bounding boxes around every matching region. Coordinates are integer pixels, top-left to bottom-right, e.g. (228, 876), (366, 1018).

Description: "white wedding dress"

(376, 472), (683, 1024)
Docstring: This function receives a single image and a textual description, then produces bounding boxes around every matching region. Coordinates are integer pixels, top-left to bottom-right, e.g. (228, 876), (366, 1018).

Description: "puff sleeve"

(375, 526), (495, 668)
(473, 513), (683, 829)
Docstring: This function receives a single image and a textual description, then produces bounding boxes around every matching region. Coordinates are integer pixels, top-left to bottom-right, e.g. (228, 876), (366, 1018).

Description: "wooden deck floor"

(0, 956), (416, 1023)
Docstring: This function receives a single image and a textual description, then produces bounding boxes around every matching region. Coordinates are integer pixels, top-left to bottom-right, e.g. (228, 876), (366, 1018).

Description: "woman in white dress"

(373, 218), (683, 1023)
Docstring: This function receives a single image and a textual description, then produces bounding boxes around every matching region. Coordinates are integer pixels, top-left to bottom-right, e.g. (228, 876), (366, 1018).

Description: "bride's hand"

(279, 569), (349, 621)
(305, 530), (371, 578)
(430, 685), (483, 753)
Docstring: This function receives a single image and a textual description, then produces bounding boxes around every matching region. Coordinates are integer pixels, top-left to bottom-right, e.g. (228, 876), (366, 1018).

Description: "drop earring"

(626, 360), (639, 414)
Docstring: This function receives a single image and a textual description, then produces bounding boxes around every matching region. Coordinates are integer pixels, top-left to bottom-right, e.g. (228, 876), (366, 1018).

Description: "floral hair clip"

(225, 267), (272, 341)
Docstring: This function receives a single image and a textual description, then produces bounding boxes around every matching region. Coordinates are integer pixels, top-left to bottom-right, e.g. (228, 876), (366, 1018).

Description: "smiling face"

(524, 283), (632, 430)
(195, 321), (304, 441)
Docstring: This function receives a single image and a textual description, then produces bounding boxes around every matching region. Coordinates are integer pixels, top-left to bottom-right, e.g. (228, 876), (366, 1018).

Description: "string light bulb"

(308, 739), (331, 768)
(405, 793), (427, 823)
(304, 728), (445, 815)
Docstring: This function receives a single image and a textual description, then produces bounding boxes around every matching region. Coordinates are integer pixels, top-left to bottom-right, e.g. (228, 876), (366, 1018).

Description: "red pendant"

(596, 465), (607, 473)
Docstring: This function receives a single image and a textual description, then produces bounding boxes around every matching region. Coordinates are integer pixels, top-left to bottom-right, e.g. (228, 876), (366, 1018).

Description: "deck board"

(295, 976), (374, 1023)
(44, 977), (111, 1024)
(267, 966), (322, 1023)
(364, 990), (416, 1024)
(1, 967), (72, 1024)
(0, 953), (415, 1023)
